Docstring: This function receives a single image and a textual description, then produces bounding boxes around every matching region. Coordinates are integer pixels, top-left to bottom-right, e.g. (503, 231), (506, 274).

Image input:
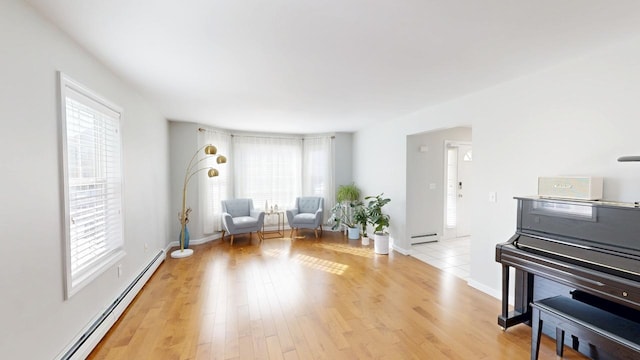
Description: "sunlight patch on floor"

(263, 248), (290, 258)
(293, 254), (348, 275)
(312, 242), (374, 258)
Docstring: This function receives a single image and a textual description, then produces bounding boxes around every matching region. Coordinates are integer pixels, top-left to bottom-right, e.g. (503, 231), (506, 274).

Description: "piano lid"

(515, 196), (640, 256)
(514, 234), (640, 282)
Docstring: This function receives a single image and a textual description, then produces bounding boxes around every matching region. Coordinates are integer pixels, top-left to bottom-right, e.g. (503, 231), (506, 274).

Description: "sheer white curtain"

(199, 129), (232, 234)
(302, 136), (334, 223)
(233, 135), (302, 211)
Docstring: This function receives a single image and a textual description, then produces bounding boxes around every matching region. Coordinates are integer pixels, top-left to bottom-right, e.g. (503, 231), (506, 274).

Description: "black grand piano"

(496, 196), (640, 358)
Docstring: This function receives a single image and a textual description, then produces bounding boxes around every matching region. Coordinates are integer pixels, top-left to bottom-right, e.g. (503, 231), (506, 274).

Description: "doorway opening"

(406, 129), (472, 281)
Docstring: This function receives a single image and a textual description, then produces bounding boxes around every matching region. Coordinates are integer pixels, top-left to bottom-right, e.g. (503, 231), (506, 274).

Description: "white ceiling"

(26, 0), (640, 134)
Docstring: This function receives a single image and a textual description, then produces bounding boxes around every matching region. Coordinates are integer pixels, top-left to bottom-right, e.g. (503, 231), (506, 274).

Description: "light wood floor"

(88, 230), (585, 359)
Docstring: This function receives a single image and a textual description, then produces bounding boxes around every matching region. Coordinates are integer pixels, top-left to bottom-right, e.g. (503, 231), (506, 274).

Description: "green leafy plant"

(329, 202), (356, 229)
(365, 193), (391, 234)
(336, 183), (360, 203)
(352, 201), (369, 237)
(331, 183), (362, 231)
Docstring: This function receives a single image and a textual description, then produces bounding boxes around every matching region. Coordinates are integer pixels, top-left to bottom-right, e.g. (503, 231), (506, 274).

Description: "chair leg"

(290, 228), (295, 238)
(221, 230), (225, 241)
(320, 225), (323, 236)
(314, 228), (318, 238)
(230, 235), (234, 246)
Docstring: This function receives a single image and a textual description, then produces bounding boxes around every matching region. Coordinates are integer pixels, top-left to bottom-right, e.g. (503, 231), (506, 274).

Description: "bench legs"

(531, 308), (543, 360)
(556, 328), (565, 357)
(532, 308), (568, 360)
(572, 335), (579, 351)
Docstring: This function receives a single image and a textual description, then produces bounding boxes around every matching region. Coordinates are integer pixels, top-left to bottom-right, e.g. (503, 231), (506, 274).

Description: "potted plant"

(336, 183), (360, 203)
(352, 201), (370, 245)
(365, 193), (391, 254)
(332, 183), (361, 238)
(329, 202), (360, 239)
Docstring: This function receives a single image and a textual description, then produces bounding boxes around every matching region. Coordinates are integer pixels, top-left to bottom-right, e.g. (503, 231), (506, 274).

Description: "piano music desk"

(531, 296), (640, 360)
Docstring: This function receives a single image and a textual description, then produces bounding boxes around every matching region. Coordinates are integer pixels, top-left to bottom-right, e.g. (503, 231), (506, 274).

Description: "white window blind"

(60, 73), (125, 298)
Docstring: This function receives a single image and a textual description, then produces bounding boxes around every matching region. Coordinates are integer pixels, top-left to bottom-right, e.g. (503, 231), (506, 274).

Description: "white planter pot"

(347, 226), (360, 239)
(374, 233), (389, 254)
(361, 236), (370, 246)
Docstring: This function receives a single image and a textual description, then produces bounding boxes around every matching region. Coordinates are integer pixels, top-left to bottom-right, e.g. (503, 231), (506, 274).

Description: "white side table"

(262, 211), (284, 239)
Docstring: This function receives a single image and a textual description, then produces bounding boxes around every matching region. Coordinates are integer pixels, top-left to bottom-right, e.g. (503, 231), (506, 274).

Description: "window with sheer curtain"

(303, 136), (335, 222)
(233, 135), (303, 210)
(198, 130), (334, 234)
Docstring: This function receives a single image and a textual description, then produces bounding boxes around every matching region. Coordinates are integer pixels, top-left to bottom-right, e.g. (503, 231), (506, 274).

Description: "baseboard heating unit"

(57, 249), (165, 360)
(411, 233), (438, 245)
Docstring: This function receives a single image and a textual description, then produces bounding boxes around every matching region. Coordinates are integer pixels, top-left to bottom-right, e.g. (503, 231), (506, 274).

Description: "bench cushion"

(535, 296), (640, 347)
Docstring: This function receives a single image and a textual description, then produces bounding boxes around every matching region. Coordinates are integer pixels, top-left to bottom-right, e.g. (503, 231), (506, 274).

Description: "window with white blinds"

(60, 73), (125, 298)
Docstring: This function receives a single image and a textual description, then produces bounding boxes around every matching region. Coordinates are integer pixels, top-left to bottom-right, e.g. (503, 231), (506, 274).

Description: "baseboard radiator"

(57, 250), (165, 360)
(411, 233), (438, 245)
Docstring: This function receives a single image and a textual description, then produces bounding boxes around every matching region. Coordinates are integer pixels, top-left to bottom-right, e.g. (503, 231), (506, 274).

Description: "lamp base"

(170, 248), (194, 258)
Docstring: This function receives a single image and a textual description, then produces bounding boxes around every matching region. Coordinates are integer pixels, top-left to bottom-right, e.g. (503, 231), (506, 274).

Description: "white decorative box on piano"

(537, 176), (603, 200)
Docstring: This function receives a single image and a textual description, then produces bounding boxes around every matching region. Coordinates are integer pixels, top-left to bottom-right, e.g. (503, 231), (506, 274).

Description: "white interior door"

(455, 144), (472, 237)
(444, 142), (472, 239)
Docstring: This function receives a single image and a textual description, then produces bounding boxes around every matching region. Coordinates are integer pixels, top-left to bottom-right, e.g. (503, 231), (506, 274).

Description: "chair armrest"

(314, 209), (323, 225)
(222, 212), (235, 232)
(251, 210), (265, 226)
(286, 208), (298, 225)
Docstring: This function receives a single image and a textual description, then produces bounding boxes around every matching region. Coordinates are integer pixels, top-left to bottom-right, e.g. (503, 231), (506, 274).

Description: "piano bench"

(531, 296), (640, 360)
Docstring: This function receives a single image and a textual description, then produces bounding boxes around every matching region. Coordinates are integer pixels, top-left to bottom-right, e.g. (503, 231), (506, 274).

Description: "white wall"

(354, 34), (640, 297)
(168, 122), (206, 241)
(334, 132), (354, 190)
(0, 1), (170, 358)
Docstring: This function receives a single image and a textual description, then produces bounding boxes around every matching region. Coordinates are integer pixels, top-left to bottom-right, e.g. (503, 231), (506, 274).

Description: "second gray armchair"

(221, 199), (265, 245)
(286, 197), (324, 238)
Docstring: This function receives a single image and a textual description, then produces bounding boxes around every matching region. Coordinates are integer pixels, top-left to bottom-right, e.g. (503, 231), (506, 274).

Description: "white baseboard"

(467, 279), (510, 304)
(56, 250), (165, 360)
(392, 243), (411, 255)
(166, 232), (223, 251)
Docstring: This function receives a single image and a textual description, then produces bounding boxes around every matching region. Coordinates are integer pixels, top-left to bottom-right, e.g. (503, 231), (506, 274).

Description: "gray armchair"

(286, 197), (324, 238)
(221, 199), (265, 245)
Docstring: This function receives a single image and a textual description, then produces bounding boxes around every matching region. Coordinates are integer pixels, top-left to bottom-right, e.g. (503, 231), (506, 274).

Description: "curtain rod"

(198, 127), (334, 140)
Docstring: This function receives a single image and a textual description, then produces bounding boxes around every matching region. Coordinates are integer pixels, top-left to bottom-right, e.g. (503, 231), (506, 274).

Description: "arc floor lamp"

(171, 144), (227, 259)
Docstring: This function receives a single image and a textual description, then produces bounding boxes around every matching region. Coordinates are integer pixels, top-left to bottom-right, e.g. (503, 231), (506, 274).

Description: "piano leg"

(500, 264), (510, 329)
(498, 265), (533, 330)
(514, 268), (534, 318)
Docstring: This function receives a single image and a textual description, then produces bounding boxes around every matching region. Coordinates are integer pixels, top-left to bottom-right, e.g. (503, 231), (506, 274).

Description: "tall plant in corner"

(336, 183), (360, 204)
(365, 193), (391, 254)
(331, 183), (361, 239)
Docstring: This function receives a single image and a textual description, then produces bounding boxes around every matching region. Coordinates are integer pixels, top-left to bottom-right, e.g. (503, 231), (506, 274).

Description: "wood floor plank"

(87, 231), (587, 360)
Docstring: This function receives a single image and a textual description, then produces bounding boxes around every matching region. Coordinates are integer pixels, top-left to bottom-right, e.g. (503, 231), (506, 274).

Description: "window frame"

(59, 72), (125, 299)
